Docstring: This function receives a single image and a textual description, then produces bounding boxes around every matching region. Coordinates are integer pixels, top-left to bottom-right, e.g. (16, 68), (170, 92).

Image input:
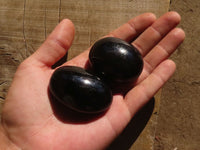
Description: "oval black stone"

(49, 66), (112, 113)
(89, 37), (143, 84)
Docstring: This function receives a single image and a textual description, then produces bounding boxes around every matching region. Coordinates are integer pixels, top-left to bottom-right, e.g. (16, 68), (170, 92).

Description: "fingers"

(137, 28), (185, 83)
(133, 11), (181, 56)
(109, 13), (156, 42)
(125, 59), (176, 116)
(65, 13), (157, 67)
(67, 12), (181, 69)
(31, 19), (75, 67)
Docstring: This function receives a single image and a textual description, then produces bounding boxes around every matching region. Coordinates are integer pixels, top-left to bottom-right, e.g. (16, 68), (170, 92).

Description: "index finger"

(65, 13), (156, 68)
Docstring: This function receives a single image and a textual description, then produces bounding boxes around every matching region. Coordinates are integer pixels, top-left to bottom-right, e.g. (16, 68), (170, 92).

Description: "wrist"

(0, 125), (20, 150)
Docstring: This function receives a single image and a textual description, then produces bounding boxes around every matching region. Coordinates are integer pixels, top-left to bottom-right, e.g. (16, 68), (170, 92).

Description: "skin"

(0, 12), (185, 150)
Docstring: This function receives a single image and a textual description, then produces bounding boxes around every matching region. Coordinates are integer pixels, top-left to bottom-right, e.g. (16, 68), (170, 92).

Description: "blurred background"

(0, 0), (199, 149)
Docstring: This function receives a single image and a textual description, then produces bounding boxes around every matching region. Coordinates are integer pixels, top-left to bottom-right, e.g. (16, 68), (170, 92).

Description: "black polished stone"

(49, 66), (112, 114)
(89, 37), (143, 84)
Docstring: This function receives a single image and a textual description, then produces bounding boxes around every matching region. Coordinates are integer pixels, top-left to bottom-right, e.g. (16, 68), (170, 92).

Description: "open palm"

(1, 12), (184, 150)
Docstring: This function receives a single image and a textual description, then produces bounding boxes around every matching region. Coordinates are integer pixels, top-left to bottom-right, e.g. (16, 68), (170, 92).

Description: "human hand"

(0, 12), (185, 150)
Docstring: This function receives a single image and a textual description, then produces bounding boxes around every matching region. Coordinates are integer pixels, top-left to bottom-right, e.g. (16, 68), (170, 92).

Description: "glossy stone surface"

(89, 37), (143, 84)
(49, 66), (112, 113)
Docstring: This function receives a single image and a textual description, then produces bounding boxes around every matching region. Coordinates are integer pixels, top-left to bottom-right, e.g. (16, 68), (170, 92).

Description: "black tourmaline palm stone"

(89, 37), (143, 84)
(49, 66), (112, 114)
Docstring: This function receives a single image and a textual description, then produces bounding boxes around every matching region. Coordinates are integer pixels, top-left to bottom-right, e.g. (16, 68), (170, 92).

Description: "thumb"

(31, 19), (75, 67)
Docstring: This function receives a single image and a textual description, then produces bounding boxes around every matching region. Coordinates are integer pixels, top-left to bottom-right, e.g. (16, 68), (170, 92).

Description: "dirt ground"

(153, 0), (200, 149)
